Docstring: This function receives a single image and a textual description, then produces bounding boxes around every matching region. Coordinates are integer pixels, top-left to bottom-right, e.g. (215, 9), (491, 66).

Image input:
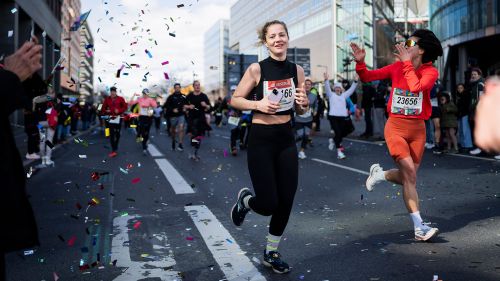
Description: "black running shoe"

(263, 250), (290, 274)
(231, 188), (252, 226)
(178, 143), (184, 151)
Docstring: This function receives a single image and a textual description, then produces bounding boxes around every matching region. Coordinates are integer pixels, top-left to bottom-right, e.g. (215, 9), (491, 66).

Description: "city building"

(79, 21), (94, 100)
(430, 0), (500, 90)
(204, 19), (230, 98)
(230, 0), (334, 82)
(60, 0), (81, 97)
(0, 0), (62, 124)
(225, 53), (258, 93)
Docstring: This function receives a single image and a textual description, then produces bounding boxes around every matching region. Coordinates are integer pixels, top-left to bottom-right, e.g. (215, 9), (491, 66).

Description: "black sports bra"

(248, 57), (298, 115)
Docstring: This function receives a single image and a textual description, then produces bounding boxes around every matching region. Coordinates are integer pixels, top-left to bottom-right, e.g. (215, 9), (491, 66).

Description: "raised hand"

(350, 42), (365, 63)
(4, 36), (43, 81)
(394, 42), (411, 62)
(323, 72), (329, 81)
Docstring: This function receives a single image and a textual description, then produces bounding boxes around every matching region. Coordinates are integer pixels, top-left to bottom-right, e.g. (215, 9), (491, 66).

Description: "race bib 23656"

(391, 88), (423, 116)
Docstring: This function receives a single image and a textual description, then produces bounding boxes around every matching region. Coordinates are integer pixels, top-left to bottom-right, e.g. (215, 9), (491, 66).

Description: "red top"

(102, 95), (127, 116)
(356, 60), (438, 120)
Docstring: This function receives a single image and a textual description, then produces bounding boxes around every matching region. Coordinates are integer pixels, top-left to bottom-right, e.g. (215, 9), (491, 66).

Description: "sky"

(81, 0), (237, 98)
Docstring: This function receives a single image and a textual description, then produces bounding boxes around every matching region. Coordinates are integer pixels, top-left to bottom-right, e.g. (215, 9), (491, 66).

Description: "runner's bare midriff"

(252, 112), (291, 125)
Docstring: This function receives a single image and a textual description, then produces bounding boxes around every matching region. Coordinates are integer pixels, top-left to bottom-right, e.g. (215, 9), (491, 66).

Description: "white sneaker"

(366, 163), (384, 192)
(337, 149), (346, 159)
(414, 223), (439, 241)
(45, 158), (55, 167)
(494, 155), (500, 160)
(26, 153), (41, 160)
(298, 151), (306, 159)
(469, 148), (482, 155)
(425, 143), (435, 149)
(328, 138), (334, 151)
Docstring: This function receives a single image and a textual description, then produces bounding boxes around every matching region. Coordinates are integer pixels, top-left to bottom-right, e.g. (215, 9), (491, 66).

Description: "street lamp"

(317, 64), (328, 75)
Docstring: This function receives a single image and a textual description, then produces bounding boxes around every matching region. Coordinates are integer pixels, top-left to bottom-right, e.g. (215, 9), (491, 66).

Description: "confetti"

(11, 8), (17, 13)
(120, 212), (129, 217)
(131, 177), (141, 184)
(133, 221), (142, 229)
(78, 155), (87, 158)
(164, 72), (169, 80)
(67, 236), (76, 246)
(177, 4), (184, 8)
(161, 60), (169, 65)
(186, 236), (194, 241)
(145, 49), (152, 58)
(8, 30), (13, 37)
(119, 167), (128, 174)
(24, 250), (34, 256)
(89, 197), (100, 205)
(168, 32), (176, 37)
(53, 272), (60, 281)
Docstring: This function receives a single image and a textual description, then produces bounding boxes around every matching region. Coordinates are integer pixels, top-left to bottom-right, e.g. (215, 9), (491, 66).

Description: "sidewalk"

(11, 123), (101, 168)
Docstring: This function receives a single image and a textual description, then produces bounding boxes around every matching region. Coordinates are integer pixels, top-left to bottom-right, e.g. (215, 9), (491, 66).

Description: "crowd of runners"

(13, 19), (500, 277)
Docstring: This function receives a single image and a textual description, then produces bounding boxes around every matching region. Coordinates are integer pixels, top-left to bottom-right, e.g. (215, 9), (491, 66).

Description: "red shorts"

(384, 117), (426, 164)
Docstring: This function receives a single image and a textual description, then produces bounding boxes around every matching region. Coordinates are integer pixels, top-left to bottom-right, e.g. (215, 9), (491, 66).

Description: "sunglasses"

(404, 39), (418, 48)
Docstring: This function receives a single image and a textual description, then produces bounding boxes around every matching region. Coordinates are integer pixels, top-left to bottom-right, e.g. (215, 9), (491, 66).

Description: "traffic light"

(343, 57), (351, 67)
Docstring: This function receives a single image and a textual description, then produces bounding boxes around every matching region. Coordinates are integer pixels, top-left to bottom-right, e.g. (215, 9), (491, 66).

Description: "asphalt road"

(5, 122), (500, 281)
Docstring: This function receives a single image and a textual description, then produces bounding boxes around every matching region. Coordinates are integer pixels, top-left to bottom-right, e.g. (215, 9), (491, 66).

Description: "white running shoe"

(469, 148), (482, 155)
(26, 153), (41, 160)
(298, 151), (306, 159)
(415, 223), (439, 241)
(425, 143), (435, 149)
(337, 149), (346, 159)
(328, 138), (334, 151)
(494, 155), (500, 160)
(366, 163), (385, 191)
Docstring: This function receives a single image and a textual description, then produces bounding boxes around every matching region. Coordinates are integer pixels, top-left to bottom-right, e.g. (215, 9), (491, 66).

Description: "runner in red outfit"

(353, 29), (443, 241)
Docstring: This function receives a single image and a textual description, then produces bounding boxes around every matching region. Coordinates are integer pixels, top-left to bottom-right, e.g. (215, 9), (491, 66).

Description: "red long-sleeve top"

(356, 60), (438, 120)
(102, 95), (127, 116)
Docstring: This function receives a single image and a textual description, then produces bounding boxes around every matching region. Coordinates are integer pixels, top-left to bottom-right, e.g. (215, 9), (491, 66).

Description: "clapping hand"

(4, 36), (43, 81)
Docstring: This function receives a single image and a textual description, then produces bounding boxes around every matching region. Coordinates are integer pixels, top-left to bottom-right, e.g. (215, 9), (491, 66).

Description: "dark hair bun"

(411, 29), (443, 63)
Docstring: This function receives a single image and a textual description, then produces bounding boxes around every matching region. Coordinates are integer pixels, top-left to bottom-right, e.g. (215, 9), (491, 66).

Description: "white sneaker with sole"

(298, 151), (306, 159)
(328, 138), (334, 151)
(26, 153), (41, 160)
(337, 149), (346, 159)
(415, 223), (439, 241)
(494, 155), (500, 160)
(469, 148), (482, 155)
(366, 163), (384, 191)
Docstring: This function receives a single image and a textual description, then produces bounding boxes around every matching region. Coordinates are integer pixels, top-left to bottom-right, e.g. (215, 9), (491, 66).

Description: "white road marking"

(345, 137), (386, 146)
(444, 153), (498, 162)
(155, 159), (194, 194)
(311, 158), (370, 175)
(185, 205), (266, 281)
(147, 144), (164, 157)
(221, 136), (230, 139)
(111, 215), (180, 281)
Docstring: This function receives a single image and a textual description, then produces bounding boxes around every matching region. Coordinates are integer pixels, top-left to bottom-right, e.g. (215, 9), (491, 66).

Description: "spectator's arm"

(356, 62), (392, 83)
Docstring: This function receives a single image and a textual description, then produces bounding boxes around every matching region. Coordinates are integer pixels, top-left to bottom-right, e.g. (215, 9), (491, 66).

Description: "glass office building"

(204, 19), (230, 97)
(430, 0), (500, 89)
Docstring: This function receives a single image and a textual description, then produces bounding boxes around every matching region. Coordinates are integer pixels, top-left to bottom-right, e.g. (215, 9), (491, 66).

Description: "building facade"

(79, 21), (93, 100)
(430, 0), (500, 90)
(60, 0), (81, 97)
(0, 0), (62, 124)
(204, 19), (230, 97)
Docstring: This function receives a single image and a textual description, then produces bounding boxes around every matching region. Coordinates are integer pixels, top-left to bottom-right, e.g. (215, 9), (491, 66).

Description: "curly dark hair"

(411, 29), (443, 63)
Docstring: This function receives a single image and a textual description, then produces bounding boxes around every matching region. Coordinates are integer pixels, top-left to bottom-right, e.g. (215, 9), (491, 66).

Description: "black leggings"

(107, 121), (122, 152)
(189, 116), (205, 149)
(247, 122), (298, 236)
(328, 115), (346, 148)
(138, 116), (153, 149)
